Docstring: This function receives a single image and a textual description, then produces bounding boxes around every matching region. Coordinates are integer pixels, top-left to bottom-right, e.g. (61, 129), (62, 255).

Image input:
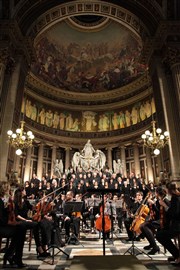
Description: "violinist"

(0, 182), (27, 268)
(140, 186), (170, 255)
(124, 191), (144, 241)
(13, 187), (52, 258)
(156, 182), (180, 265)
(63, 191), (80, 244)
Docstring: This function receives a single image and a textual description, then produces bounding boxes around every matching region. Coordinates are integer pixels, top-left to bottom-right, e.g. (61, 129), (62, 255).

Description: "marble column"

(133, 144), (141, 177)
(0, 59), (25, 181)
(23, 147), (32, 182)
(107, 147), (113, 171)
(65, 147), (71, 172)
(37, 143), (44, 179)
(171, 58), (180, 107)
(155, 52), (180, 180)
(120, 146), (127, 177)
(0, 51), (6, 96)
(145, 148), (154, 182)
(13, 155), (20, 174)
(51, 145), (57, 177)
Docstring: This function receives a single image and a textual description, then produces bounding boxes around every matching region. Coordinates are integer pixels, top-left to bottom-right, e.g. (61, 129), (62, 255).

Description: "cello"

(130, 193), (150, 235)
(95, 197), (111, 233)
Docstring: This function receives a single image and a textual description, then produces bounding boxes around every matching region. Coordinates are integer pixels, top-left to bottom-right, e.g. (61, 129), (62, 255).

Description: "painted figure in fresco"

(98, 114), (104, 131)
(31, 104), (37, 121)
(53, 111), (59, 129)
(82, 111), (97, 132)
(144, 100), (151, 118)
(112, 112), (119, 130)
(102, 114), (109, 131)
(59, 113), (66, 130)
(151, 97), (156, 114)
(118, 111), (126, 128)
(131, 105), (138, 125)
(38, 108), (46, 125)
(70, 118), (80, 131)
(65, 113), (73, 130)
(45, 110), (53, 127)
(125, 110), (131, 127)
(139, 102), (146, 121)
(25, 100), (32, 118)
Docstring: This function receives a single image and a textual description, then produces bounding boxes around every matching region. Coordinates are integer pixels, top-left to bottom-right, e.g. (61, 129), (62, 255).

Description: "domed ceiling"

(31, 16), (146, 93)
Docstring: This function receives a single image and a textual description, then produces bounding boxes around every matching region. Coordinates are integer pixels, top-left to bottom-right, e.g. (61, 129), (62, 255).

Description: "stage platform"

(70, 255), (147, 270)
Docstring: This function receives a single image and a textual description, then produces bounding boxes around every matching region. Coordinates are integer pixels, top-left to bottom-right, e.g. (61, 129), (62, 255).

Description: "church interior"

(0, 1), (180, 269)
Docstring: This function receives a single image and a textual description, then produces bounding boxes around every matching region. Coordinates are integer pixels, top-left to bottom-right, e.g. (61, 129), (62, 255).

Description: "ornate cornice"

(25, 115), (153, 149)
(26, 72), (151, 105)
(26, 1), (148, 40)
(162, 46), (180, 69)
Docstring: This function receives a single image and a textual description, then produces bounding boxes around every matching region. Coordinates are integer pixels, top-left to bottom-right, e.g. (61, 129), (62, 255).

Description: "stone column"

(145, 148), (154, 182)
(120, 146), (127, 177)
(23, 148), (32, 182)
(156, 51), (180, 180)
(107, 147), (113, 171)
(65, 147), (71, 172)
(169, 48), (180, 106)
(13, 155), (20, 174)
(51, 145), (57, 177)
(0, 58), (25, 181)
(0, 48), (7, 96)
(133, 144), (141, 177)
(37, 143), (44, 180)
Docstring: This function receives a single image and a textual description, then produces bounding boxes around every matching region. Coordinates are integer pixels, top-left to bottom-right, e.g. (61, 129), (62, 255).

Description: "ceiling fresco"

(31, 19), (147, 93)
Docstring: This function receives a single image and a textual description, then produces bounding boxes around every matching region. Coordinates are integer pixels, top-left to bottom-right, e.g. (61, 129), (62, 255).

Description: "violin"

(7, 196), (17, 225)
(32, 197), (53, 222)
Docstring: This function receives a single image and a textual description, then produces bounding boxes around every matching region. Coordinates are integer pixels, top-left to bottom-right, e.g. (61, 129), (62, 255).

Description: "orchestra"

(0, 169), (180, 267)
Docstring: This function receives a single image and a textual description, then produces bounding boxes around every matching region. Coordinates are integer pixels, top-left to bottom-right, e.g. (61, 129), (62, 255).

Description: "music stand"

(44, 215), (69, 265)
(64, 201), (84, 246)
(123, 230), (152, 259)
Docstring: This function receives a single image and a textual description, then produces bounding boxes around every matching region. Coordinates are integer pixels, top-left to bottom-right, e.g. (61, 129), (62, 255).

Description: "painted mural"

(31, 20), (147, 93)
(22, 97), (156, 132)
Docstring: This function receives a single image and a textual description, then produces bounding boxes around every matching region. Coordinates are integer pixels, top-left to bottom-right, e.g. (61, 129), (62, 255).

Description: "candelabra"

(141, 121), (169, 155)
(7, 121), (34, 155)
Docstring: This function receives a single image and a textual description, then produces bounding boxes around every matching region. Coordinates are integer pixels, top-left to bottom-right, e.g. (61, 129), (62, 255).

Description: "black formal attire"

(14, 199), (52, 249)
(63, 200), (80, 240)
(156, 194), (180, 259)
(124, 199), (142, 240)
(0, 198), (27, 267)
(140, 198), (170, 253)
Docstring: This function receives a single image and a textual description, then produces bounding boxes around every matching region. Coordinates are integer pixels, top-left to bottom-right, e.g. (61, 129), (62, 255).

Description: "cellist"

(140, 186), (170, 255)
(124, 191), (144, 241)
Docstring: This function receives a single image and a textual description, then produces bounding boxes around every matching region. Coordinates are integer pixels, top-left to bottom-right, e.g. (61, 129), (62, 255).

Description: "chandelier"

(141, 121), (169, 155)
(7, 121), (35, 155)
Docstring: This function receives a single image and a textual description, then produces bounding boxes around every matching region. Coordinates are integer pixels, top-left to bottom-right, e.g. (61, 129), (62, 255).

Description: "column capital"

(163, 46), (180, 69)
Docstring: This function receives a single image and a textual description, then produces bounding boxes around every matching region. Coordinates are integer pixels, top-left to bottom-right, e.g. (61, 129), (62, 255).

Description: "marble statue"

(53, 159), (63, 178)
(71, 140), (106, 172)
(113, 159), (123, 174)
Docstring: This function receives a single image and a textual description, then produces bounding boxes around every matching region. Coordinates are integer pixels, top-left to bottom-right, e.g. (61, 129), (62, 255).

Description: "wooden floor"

(0, 228), (178, 270)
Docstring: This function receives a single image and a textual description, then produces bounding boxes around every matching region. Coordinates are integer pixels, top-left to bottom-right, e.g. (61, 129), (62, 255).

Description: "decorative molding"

(27, 1), (149, 40)
(26, 72), (151, 105)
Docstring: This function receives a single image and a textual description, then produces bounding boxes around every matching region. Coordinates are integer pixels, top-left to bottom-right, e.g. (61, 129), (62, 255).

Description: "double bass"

(95, 203), (111, 233)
